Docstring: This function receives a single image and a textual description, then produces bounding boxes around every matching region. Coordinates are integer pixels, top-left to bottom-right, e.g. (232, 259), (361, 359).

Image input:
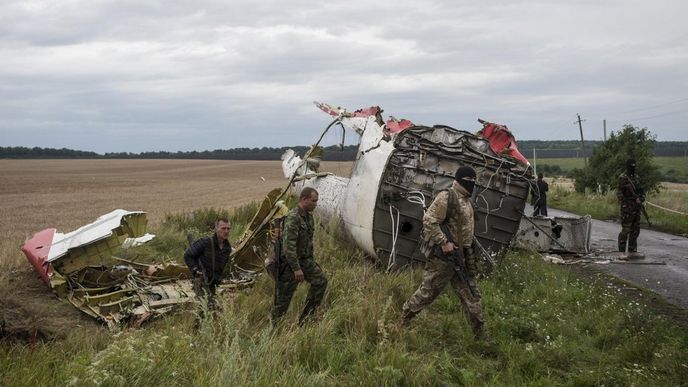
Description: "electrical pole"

(574, 114), (587, 166)
(603, 119), (607, 141)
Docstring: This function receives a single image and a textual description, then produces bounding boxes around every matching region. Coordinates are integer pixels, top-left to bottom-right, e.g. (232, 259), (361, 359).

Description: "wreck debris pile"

(20, 210), (255, 328)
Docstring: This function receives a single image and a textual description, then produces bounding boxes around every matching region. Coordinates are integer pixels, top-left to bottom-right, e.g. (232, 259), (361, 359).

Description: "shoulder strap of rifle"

(443, 188), (457, 224)
(210, 235), (216, 274)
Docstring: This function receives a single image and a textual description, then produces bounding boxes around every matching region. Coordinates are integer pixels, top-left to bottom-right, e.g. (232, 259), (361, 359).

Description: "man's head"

(626, 158), (636, 175)
(214, 218), (231, 242)
(537, 172), (544, 179)
(298, 187), (319, 212)
(454, 166), (477, 194)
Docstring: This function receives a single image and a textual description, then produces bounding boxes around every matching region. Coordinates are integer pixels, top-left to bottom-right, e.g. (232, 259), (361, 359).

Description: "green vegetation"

(652, 157), (688, 183)
(548, 186), (688, 236)
(572, 125), (661, 194)
(3, 203), (688, 385)
(535, 157), (688, 184)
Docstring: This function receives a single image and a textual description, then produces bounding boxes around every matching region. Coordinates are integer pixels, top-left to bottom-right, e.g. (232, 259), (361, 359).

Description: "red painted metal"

(21, 228), (55, 285)
(477, 119), (530, 167)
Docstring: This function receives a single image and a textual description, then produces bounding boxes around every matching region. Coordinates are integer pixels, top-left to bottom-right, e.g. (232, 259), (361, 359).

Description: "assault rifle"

(640, 204), (652, 228)
(435, 223), (478, 299)
(623, 175), (652, 228)
(272, 218), (284, 303)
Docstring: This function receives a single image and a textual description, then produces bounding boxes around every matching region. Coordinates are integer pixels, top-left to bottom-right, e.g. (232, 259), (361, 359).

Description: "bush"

(572, 125), (661, 194)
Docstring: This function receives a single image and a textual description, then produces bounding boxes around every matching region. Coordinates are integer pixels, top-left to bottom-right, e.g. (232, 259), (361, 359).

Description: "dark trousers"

(272, 258), (328, 323)
(618, 210), (641, 252)
(533, 198), (548, 216)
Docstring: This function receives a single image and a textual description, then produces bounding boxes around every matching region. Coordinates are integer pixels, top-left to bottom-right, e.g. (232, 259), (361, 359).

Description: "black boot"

(399, 308), (418, 327)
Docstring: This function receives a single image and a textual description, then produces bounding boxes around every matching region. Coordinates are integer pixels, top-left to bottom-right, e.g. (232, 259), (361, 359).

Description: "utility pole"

(574, 114), (587, 166)
(532, 148), (537, 176)
(603, 119), (607, 141)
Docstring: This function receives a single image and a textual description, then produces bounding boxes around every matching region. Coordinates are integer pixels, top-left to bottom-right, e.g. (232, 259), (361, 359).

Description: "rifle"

(623, 175), (652, 228)
(435, 223), (478, 299)
(640, 204), (652, 228)
(272, 218), (284, 304)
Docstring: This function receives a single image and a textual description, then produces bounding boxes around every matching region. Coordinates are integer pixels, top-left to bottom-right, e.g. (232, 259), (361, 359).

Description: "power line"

(604, 97), (688, 117)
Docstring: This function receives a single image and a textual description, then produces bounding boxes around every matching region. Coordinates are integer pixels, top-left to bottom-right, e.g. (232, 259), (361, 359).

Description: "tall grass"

(2, 202), (687, 385)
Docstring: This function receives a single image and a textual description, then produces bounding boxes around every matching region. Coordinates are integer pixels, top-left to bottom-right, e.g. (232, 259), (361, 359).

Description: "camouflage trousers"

(271, 258), (328, 324)
(618, 209), (641, 252)
(402, 257), (484, 335)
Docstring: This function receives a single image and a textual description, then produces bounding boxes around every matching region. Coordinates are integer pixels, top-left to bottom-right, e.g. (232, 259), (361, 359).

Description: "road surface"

(526, 205), (688, 309)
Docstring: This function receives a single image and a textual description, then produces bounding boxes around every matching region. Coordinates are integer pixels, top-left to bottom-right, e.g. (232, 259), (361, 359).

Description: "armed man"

(617, 158), (645, 258)
(271, 187), (328, 325)
(400, 166), (486, 339)
(184, 218), (232, 308)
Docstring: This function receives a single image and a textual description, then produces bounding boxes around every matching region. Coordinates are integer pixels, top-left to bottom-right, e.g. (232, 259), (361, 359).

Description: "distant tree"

(571, 125), (661, 194)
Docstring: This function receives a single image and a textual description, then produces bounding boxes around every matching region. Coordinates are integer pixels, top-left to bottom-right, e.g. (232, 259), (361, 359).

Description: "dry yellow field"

(0, 159), (353, 270)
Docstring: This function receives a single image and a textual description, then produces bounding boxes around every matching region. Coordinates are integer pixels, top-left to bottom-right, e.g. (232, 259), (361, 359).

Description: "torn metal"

(21, 210), (254, 329)
(282, 102), (535, 269)
(513, 215), (593, 254)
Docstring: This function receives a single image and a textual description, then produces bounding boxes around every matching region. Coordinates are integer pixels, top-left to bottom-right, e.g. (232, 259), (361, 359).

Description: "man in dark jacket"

(184, 218), (232, 307)
(532, 172), (549, 216)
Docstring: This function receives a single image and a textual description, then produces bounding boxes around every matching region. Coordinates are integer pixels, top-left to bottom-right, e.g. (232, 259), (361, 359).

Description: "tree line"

(1, 141), (686, 160)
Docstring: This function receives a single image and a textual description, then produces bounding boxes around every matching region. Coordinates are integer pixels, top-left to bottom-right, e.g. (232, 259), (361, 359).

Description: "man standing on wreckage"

(400, 166), (487, 339)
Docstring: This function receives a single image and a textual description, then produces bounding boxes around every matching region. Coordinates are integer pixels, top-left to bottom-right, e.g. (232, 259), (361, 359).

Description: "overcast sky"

(1, 0), (687, 153)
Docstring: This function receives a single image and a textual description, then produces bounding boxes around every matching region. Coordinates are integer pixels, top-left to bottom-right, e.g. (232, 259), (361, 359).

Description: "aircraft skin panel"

(46, 209), (147, 262)
(372, 125), (531, 267)
(341, 142), (393, 257)
(20, 227), (56, 284)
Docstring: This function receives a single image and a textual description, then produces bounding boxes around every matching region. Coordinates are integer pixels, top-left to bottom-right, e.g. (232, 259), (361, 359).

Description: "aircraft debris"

(20, 210), (255, 329)
(282, 102), (536, 270)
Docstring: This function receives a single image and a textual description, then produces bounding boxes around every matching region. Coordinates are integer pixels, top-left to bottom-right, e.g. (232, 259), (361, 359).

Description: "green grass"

(549, 187), (688, 236)
(535, 156), (688, 183)
(2, 203), (688, 386)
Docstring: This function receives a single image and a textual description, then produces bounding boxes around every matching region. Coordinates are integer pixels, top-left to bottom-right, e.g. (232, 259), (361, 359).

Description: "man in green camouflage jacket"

(400, 166), (486, 338)
(271, 187), (328, 324)
(617, 158), (645, 254)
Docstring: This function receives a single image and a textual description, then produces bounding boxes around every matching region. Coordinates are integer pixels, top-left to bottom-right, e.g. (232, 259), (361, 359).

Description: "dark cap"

(454, 166), (476, 181)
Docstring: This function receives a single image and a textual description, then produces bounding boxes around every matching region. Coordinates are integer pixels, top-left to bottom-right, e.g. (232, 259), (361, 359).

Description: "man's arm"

(423, 191), (452, 252)
(282, 213), (302, 273)
(184, 238), (207, 276)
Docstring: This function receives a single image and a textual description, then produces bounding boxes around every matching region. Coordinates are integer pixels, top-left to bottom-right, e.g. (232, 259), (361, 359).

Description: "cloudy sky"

(1, 0), (687, 153)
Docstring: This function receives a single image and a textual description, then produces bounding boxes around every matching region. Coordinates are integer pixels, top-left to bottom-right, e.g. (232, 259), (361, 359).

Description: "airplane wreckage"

(21, 102), (591, 329)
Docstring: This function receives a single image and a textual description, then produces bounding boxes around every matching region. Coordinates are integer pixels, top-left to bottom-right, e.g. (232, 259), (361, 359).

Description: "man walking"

(184, 218), (232, 307)
(617, 158), (644, 256)
(400, 166), (486, 338)
(272, 187), (328, 325)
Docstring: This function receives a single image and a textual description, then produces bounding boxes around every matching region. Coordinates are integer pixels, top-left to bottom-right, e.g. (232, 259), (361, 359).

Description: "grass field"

(534, 156), (688, 183)
(2, 160), (688, 385)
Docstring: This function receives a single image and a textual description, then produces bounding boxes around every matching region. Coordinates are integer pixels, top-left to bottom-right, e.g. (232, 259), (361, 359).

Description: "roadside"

(526, 203), (688, 312)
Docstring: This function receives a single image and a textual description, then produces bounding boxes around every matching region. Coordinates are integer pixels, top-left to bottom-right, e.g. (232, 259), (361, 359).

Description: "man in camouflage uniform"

(617, 158), (645, 255)
(271, 187), (328, 324)
(400, 166), (486, 338)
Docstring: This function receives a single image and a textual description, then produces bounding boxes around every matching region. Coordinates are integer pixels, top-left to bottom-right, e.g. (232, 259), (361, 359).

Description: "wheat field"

(0, 159), (352, 270)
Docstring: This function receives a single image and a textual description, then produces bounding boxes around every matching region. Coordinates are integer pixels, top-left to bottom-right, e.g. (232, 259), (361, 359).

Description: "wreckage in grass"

(281, 102), (536, 270)
(19, 102), (590, 328)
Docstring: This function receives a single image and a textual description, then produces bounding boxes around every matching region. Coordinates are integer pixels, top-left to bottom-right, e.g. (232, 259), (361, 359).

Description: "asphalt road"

(527, 205), (688, 309)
